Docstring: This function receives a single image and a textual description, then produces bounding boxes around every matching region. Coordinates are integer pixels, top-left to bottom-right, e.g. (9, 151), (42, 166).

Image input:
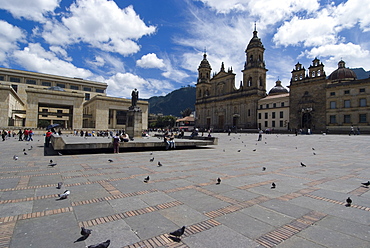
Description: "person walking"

(112, 133), (120, 153)
(258, 130), (263, 141)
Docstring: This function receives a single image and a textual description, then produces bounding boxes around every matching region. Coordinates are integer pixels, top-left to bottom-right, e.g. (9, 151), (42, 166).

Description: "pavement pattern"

(0, 133), (369, 248)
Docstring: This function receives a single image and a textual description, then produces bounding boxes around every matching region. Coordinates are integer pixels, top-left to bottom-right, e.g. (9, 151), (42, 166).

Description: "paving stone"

(183, 224), (262, 248)
(0, 201), (33, 218)
(240, 205), (295, 227)
(259, 198), (312, 218)
(160, 204), (208, 226)
(74, 201), (115, 222)
(108, 196), (149, 213)
(276, 235), (327, 248)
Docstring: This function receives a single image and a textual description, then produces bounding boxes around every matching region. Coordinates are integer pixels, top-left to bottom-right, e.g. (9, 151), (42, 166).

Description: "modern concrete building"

(0, 67), (148, 131)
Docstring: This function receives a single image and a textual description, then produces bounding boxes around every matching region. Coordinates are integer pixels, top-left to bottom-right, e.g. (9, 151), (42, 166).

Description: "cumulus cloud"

(136, 53), (165, 69)
(0, 0), (60, 22)
(13, 43), (93, 78)
(42, 0), (156, 55)
(0, 20), (25, 62)
(104, 72), (174, 98)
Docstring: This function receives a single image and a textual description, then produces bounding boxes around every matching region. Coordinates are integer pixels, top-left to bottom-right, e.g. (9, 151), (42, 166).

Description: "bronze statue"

(131, 88), (139, 106)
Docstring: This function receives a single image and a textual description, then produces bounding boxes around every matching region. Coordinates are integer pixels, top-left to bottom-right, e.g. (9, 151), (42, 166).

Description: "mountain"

(351, 68), (370, 79)
(146, 86), (196, 116)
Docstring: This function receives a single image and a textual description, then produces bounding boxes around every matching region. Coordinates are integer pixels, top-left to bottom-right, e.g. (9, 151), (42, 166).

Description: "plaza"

(0, 133), (369, 248)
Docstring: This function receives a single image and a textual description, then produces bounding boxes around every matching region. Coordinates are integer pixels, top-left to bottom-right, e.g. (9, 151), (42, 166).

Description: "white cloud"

(104, 72), (174, 99)
(13, 43), (93, 78)
(136, 53), (165, 69)
(42, 0), (156, 55)
(0, 0), (60, 22)
(0, 20), (25, 62)
(49, 46), (72, 61)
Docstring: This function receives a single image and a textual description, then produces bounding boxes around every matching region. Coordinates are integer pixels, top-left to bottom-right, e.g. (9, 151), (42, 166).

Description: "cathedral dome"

(198, 53), (212, 70)
(328, 60), (357, 81)
(247, 30), (264, 50)
(268, 80), (288, 95)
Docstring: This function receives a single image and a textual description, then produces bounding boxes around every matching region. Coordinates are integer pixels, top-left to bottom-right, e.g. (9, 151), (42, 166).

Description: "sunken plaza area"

(0, 133), (369, 248)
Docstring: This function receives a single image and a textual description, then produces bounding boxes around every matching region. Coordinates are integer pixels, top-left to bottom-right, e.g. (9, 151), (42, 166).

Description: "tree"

(180, 108), (193, 118)
(155, 115), (177, 128)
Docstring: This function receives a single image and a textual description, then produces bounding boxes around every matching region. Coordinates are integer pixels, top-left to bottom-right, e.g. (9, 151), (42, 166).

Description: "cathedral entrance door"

(301, 113), (312, 129)
(218, 115), (224, 130)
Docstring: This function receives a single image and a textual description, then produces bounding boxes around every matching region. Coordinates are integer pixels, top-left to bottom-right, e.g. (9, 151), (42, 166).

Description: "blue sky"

(0, 0), (369, 99)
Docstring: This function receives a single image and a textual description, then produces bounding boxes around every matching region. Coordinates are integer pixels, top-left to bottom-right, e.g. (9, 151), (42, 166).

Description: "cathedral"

(195, 28), (370, 133)
(195, 27), (267, 130)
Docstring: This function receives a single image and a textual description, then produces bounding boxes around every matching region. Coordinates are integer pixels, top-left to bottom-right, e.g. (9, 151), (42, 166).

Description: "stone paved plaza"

(0, 133), (369, 248)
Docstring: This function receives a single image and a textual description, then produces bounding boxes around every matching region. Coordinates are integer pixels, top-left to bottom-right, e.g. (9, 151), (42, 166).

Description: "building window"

(272, 112), (276, 119)
(272, 121), (275, 127)
(248, 109), (251, 116)
(57, 110), (63, 118)
(70, 85), (79, 90)
(330, 115), (336, 124)
(258, 113), (261, 119)
(0, 75), (4, 81)
(266, 104), (269, 109)
(280, 111), (283, 118)
(26, 79), (36, 84)
(42, 81), (51, 86)
(264, 113), (268, 119)
(360, 98), (366, 107)
(10, 77), (21, 83)
(359, 88), (365, 93)
(344, 100), (351, 108)
(359, 114), (367, 123)
(273, 103), (276, 108)
(260, 105), (263, 109)
(330, 92), (335, 96)
(264, 121), (268, 127)
(96, 89), (104, 93)
(281, 102), (285, 107)
(83, 87), (91, 92)
(344, 114), (351, 123)
(85, 93), (90, 100)
(56, 83), (65, 88)
(344, 90), (350, 95)
(11, 84), (18, 92)
(330, 101), (336, 109)
(42, 109), (48, 117)
(280, 120), (283, 127)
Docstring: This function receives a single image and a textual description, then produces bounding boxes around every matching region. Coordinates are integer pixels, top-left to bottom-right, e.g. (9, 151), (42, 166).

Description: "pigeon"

(271, 182), (276, 189)
(169, 226), (186, 238)
(237, 150), (241, 152)
(313, 152), (316, 155)
(312, 147), (315, 150)
(216, 177), (221, 184)
(262, 167), (266, 171)
(88, 239), (110, 248)
(346, 197), (352, 206)
(58, 190), (70, 199)
(81, 226), (92, 238)
(253, 149), (256, 151)
(50, 159), (53, 163)
(23, 152), (27, 155)
(23, 148), (26, 152)
(150, 152), (153, 155)
(150, 157), (154, 162)
(144, 176), (150, 183)
(158, 161), (162, 167)
(49, 163), (57, 167)
(361, 181), (370, 187)
(108, 159), (113, 163)
(58, 152), (63, 156)
(57, 182), (63, 189)
(13, 155), (18, 160)
(28, 146), (33, 150)
(300, 162), (306, 167)
(223, 149), (225, 152)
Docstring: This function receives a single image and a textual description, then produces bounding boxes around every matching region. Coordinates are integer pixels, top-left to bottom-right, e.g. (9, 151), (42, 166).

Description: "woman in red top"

(45, 130), (52, 147)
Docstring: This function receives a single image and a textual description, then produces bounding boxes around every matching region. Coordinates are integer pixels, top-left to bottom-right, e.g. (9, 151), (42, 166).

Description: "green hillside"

(146, 86), (196, 116)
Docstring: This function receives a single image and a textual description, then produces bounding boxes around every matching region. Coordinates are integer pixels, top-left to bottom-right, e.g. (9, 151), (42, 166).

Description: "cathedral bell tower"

(242, 25), (267, 96)
(196, 51), (212, 100)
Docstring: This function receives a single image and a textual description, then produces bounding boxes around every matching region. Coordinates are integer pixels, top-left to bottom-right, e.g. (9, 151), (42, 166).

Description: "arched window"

(299, 74), (303, 80)
(248, 77), (252, 87)
(249, 55), (253, 62)
(317, 70), (321, 76)
(198, 89), (202, 97)
(259, 77), (263, 86)
(312, 71), (315, 77)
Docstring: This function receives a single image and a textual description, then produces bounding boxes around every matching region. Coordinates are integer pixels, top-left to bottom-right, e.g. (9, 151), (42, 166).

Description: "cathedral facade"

(195, 28), (267, 130)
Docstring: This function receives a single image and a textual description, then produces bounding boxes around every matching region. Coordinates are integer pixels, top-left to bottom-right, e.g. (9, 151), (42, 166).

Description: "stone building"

(195, 28), (267, 130)
(257, 80), (289, 131)
(0, 67), (148, 131)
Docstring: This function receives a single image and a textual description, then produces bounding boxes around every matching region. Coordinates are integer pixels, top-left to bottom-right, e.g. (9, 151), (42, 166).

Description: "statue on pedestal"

(131, 88), (139, 107)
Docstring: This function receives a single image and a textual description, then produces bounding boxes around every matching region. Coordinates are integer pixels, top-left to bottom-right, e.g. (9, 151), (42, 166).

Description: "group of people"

(18, 129), (34, 141)
(164, 132), (176, 150)
(112, 130), (131, 153)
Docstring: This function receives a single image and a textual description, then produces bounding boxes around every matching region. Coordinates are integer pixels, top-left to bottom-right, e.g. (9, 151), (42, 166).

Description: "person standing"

(18, 129), (23, 141)
(45, 130), (52, 147)
(112, 133), (120, 153)
(258, 130), (263, 141)
(1, 130), (6, 141)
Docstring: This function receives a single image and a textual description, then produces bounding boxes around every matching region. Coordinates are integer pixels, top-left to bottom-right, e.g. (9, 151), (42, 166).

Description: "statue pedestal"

(126, 106), (142, 138)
